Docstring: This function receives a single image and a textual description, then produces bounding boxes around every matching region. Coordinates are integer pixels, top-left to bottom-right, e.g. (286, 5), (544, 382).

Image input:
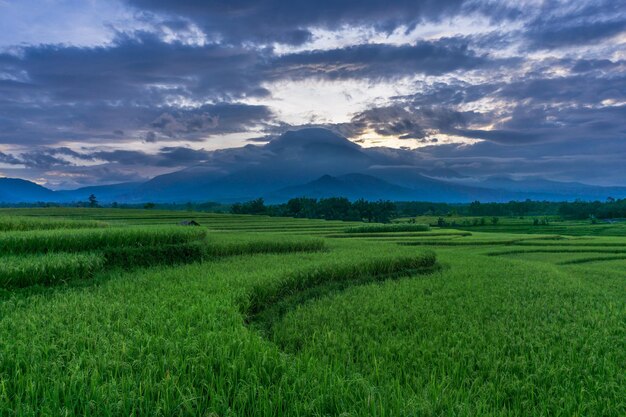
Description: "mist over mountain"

(2, 129), (625, 204)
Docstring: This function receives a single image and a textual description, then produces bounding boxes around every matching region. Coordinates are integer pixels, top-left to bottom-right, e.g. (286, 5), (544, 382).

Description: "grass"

(102, 242), (207, 268)
(248, 252), (436, 313)
(269, 251), (624, 416)
(0, 215), (107, 231)
(0, 252), (104, 288)
(0, 208), (623, 416)
(204, 236), (326, 258)
(344, 223), (430, 233)
(0, 226), (207, 254)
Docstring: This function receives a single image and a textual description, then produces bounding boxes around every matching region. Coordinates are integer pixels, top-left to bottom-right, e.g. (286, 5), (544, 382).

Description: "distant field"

(0, 208), (624, 416)
(395, 214), (626, 236)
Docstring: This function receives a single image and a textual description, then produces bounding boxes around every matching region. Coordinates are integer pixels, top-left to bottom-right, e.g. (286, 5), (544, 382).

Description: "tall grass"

(247, 251), (437, 318)
(103, 242), (207, 268)
(0, 208), (624, 416)
(0, 216), (107, 231)
(205, 238), (325, 257)
(344, 224), (430, 233)
(0, 253), (104, 288)
(0, 226), (207, 254)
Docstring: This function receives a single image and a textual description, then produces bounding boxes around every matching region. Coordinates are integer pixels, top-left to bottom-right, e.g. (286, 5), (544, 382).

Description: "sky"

(0, 0), (625, 189)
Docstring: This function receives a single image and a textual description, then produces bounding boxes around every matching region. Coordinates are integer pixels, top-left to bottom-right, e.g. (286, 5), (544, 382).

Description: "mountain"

(449, 176), (626, 201)
(122, 128), (377, 202)
(2, 128), (626, 204)
(57, 182), (143, 203)
(268, 173), (418, 202)
(0, 178), (58, 203)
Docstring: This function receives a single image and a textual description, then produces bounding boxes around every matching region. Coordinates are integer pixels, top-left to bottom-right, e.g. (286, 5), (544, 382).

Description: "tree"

(231, 198), (266, 215)
(317, 197), (353, 220)
(230, 203), (243, 214)
(285, 197), (318, 218)
(469, 200), (482, 216)
(245, 198), (266, 215)
(88, 194), (98, 208)
(144, 202), (156, 209)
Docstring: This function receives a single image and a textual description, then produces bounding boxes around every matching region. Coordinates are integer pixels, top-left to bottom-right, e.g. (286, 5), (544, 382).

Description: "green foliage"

(0, 208), (623, 416)
(103, 242), (207, 268)
(234, 197), (397, 222)
(204, 238), (325, 257)
(0, 216), (107, 231)
(231, 198), (267, 215)
(0, 253), (104, 288)
(0, 226), (207, 254)
(558, 198), (626, 219)
(247, 251), (437, 317)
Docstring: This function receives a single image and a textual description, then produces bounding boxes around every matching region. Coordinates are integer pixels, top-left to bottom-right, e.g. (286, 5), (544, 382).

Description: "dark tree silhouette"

(88, 194), (98, 208)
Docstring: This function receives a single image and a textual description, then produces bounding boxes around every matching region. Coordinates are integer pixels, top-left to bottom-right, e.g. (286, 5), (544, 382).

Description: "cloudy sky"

(0, 0), (625, 188)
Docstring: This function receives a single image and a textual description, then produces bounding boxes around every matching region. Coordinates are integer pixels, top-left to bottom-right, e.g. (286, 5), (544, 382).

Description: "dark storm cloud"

(524, 0), (626, 50)
(347, 105), (473, 140)
(382, 65), (626, 145)
(0, 152), (22, 165)
(273, 39), (487, 80)
(0, 29), (489, 149)
(0, 31), (267, 102)
(570, 59), (622, 73)
(0, 31), (276, 146)
(0, 144), (214, 185)
(124, 0), (467, 45)
(0, 98), (274, 146)
(92, 147), (211, 167)
(148, 103), (274, 140)
(495, 73), (626, 105)
(419, 133), (626, 185)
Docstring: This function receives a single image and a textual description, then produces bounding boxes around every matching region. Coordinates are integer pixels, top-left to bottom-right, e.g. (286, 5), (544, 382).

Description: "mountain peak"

(0, 177), (57, 202)
(265, 128), (359, 152)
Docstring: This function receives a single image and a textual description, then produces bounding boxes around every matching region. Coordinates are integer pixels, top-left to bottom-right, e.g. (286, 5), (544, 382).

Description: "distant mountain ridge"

(2, 128), (625, 204)
(0, 178), (58, 203)
(268, 173), (418, 202)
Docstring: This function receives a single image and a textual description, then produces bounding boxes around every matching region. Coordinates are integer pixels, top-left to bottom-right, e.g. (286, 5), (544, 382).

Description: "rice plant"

(0, 208), (623, 416)
(0, 215), (107, 231)
(0, 226), (207, 254)
(0, 253), (104, 288)
(344, 223), (430, 233)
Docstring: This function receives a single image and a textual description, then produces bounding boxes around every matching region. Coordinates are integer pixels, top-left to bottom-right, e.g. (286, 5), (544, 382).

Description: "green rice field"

(0, 208), (624, 416)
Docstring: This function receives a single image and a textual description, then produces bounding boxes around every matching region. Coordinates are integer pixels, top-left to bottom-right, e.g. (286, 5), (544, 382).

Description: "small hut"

(179, 220), (200, 226)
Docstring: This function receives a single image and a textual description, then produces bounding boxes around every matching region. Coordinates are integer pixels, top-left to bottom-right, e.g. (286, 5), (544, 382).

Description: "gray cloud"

(124, 0), (469, 45)
(524, 0), (626, 50)
(273, 39), (487, 80)
(347, 105), (472, 140)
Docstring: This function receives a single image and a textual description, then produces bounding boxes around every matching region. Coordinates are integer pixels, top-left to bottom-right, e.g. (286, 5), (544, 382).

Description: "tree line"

(396, 199), (626, 219)
(557, 198), (626, 220)
(231, 197), (397, 222)
(231, 197), (626, 222)
(5, 195), (626, 221)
